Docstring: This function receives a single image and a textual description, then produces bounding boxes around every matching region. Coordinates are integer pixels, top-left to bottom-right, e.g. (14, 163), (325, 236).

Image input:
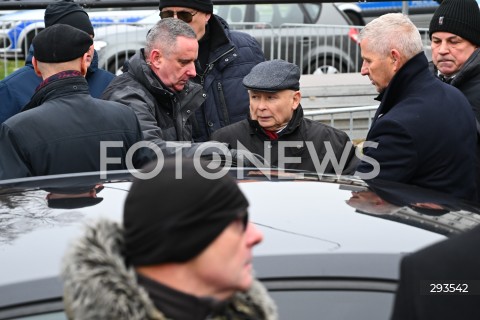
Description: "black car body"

(1, 169), (479, 319)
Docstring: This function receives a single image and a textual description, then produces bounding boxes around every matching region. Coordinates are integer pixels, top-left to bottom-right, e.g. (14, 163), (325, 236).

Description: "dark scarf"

(35, 70), (83, 92)
(137, 273), (228, 320)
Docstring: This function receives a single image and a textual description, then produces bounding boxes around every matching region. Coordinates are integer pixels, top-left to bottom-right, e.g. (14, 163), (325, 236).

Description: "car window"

(270, 290), (395, 319)
(303, 3), (321, 22)
(255, 4), (305, 27)
(215, 4), (247, 23)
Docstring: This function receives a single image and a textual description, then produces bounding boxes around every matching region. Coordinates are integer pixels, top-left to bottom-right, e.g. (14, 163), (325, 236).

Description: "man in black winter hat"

(158, 0), (265, 142)
(429, 0), (480, 202)
(44, 0), (95, 36)
(61, 158), (278, 319)
(0, 24), (146, 179)
(429, 0), (480, 120)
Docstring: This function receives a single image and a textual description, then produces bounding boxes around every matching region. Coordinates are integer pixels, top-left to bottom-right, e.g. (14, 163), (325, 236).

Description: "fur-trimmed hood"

(61, 219), (278, 320)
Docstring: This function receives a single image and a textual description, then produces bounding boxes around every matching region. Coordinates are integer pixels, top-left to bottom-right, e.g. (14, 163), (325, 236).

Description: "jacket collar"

(448, 48), (480, 86)
(248, 105), (304, 138)
(125, 49), (205, 117)
(429, 48), (480, 87)
(137, 273), (227, 320)
(22, 74), (88, 112)
(375, 52), (428, 117)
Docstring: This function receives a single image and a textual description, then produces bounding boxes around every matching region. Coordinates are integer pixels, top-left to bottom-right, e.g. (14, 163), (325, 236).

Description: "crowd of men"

(0, 0), (480, 318)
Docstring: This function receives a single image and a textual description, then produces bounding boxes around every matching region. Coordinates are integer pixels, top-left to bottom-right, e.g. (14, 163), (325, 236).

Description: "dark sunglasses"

(160, 10), (198, 23)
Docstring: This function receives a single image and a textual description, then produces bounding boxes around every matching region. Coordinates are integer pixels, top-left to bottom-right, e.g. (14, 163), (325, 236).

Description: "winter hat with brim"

(429, 0), (480, 46)
(159, 0), (213, 13)
(44, 0), (94, 36)
(33, 24), (93, 63)
(243, 59), (301, 92)
(124, 157), (249, 266)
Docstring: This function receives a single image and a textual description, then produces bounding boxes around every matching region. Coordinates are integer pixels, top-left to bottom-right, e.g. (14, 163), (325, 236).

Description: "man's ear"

(292, 90), (301, 110)
(32, 57), (42, 77)
(149, 49), (162, 69)
(391, 49), (402, 72)
(80, 52), (89, 76)
(204, 12), (212, 24)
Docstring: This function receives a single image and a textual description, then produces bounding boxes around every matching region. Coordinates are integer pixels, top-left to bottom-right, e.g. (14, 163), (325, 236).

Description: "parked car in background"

(335, 2), (365, 25)
(95, 2), (362, 75)
(355, 1), (441, 29)
(0, 8), (152, 58)
(1, 168), (479, 319)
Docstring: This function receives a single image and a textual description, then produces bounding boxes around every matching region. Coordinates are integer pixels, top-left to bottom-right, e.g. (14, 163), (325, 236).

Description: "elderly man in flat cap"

(0, 24), (146, 179)
(62, 158), (278, 320)
(0, 0), (114, 123)
(212, 59), (357, 174)
(158, 0), (265, 142)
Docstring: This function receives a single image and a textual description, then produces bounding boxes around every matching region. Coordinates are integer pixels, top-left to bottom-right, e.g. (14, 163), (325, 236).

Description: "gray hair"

(359, 13), (423, 60)
(145, 18), (197, 57)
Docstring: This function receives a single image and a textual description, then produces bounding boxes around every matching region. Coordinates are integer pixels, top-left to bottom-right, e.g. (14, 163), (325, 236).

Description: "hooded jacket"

(211, 106), (357, 174)
(102, 49), (206, 146)
(62, 220), (278, 320)
(191, 15), (265, 142)
(357, 53), (477, 201)
(0, 46), (114, 123)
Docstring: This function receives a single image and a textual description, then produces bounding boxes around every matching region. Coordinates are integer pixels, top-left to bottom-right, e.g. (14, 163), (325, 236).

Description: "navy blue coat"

(356, 53), (477, 201)
(191, 15), (265, 142)
(0, 46), (114, 123)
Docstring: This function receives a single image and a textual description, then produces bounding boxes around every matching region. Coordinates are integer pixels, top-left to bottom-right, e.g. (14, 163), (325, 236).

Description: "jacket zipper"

(217, 82), (230, 126)
(200, 47), (235, 85)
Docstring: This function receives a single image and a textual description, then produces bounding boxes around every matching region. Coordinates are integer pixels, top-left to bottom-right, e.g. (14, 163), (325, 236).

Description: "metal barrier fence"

(0, 11), (432, 79)
(91, 21), (363, 75)
(304, 105), (378, 141)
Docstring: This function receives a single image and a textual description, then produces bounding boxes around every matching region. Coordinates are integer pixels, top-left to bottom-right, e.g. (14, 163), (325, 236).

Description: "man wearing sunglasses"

(159, 0), (265, 143)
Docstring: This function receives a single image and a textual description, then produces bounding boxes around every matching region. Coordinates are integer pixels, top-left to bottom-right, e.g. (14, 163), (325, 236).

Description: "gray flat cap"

(243, 59), (300, 92)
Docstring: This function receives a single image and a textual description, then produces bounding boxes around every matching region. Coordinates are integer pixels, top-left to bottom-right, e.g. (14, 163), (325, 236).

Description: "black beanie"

(159, 0), (213, 13)
(44, 0), (94, 37)
(33, 24), (93, 63)
(124, 158), (249, 266)
(429, 0), (480, 46)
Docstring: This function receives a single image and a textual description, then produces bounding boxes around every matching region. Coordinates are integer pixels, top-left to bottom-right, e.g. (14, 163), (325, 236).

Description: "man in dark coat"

(159, 0), (265, 142)
(0, 0), (114, 123)
(0, 24), (145, 180)
(390, 224), (480, 320)
(356, 13), (477, 201)
(212, 59), (357, 174)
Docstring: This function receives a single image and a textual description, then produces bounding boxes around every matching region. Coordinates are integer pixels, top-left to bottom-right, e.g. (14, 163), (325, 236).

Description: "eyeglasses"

(160, 10), (198, 23)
